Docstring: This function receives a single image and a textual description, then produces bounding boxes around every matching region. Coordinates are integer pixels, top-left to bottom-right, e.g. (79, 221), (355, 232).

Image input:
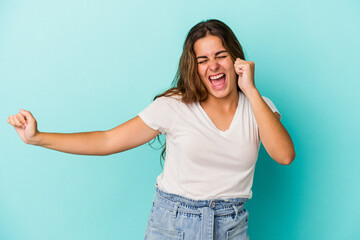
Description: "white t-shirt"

(138, 91), (280, 200)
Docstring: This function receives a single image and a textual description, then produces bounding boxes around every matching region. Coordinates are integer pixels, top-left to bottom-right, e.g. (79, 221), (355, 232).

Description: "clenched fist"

(8, 109), (39, 145)
(234, 58), (256, 94)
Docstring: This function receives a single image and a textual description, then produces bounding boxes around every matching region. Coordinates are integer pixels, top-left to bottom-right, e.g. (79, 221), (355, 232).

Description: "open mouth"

(209, 73), (226, 90)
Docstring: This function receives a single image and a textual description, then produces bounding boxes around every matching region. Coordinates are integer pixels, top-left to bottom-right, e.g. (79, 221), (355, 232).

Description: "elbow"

(279, 150), (295, 165)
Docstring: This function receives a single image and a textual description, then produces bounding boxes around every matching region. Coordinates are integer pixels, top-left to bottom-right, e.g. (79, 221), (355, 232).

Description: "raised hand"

(7, 109), (39, 145)
(234, 58), (256, 94)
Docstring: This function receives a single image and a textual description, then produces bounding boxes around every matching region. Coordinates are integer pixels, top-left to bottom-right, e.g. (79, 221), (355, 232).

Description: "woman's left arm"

(234, 58), (295, 165)
(247, 89), (295, 165)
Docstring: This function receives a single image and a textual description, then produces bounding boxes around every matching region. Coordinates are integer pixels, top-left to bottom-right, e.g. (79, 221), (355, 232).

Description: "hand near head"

(234, 58), (256, 94)
(8, 109), (39, 145)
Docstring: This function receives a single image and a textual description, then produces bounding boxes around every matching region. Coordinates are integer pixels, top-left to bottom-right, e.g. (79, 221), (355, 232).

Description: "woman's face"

(194, 35), (238, 100)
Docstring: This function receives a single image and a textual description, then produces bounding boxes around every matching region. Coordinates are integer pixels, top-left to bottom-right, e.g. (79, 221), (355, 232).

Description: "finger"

(13, 115), (24, 128)
(234, 60), (246, 66)
(16, 112), (27, 125)
(235, 64), (244, 73)
(13, 115), (23, 127)
(235, 62), (252, 72)
(20, 109), (35, 123)
(9, 115), (22, 128)
(7, 116), (15, 126)
(235, 58), (245, 64)
(235, 61), (251, 67)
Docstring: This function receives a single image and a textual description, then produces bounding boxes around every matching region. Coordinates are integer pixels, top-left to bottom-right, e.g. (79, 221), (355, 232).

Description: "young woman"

(8, 19), (295, 239)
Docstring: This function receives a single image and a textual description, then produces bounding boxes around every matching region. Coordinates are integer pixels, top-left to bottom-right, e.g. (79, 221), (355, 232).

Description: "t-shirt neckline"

(196, 93), (241, 137)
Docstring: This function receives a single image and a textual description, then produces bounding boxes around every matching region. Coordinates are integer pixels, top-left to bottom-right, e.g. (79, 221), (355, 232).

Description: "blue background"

(1, 0), (359, 239)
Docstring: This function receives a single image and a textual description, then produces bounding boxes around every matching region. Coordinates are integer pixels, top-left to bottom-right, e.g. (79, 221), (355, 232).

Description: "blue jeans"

(144, 185), (250, 240)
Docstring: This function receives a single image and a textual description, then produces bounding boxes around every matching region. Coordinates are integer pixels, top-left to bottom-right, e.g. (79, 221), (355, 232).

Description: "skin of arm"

(246, 88), (295, 165)
(8, 109), (160, 156)
(37, 116), (159, 155)
(234, 58), (295, 165)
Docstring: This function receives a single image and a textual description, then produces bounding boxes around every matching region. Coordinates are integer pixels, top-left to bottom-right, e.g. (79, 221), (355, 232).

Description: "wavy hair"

(150, 19), (246, 167)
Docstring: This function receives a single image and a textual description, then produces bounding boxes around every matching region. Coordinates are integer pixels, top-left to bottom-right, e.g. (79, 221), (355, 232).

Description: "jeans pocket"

(226, 215), (249, 240)
(146, 219), (184, 240)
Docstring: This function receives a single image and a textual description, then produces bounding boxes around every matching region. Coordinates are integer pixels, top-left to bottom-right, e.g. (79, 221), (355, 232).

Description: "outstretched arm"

(8, 109), (159, 156)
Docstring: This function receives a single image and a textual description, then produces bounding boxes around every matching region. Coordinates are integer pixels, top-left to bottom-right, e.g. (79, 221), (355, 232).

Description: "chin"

(207, 89), (232, 99)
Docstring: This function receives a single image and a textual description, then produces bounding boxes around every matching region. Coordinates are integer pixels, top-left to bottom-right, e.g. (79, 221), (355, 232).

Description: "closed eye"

(197, 54), (228, 64)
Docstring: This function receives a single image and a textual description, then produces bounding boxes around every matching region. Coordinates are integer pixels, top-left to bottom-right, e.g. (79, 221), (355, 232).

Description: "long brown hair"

(151, 19), (246, 167)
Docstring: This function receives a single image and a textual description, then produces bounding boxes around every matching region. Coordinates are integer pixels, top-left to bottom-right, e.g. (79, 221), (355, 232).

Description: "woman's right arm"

(7, 109), (160, 156)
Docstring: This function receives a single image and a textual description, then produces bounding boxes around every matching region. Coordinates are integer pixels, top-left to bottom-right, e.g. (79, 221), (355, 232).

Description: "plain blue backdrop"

(1, 0), (359, 239)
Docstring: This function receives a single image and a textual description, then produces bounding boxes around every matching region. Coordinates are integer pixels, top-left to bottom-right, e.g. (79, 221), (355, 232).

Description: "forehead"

(193, 35), (226, 56)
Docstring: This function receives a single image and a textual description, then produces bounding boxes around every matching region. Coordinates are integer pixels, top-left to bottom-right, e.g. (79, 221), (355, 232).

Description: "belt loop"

(173, 202), (181, 218)
(152, 193), (157, 205)
(232, 205), (238, 221)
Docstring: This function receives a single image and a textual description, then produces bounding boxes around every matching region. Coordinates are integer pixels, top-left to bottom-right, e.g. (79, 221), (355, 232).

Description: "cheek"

(228, 62), (236, 72)
(228, 63), (236, 76)
(230, 71), (237, 83)
(227, 68), (237, 85)
(197, 66), (207, 80)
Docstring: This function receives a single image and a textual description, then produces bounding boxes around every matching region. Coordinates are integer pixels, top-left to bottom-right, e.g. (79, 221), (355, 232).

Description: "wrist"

(30, 131), (43, 146)
(243, 87), (260, 100)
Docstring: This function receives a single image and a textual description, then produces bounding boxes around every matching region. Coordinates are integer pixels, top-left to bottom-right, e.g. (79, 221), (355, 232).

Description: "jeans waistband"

(155, 184), (248, 211)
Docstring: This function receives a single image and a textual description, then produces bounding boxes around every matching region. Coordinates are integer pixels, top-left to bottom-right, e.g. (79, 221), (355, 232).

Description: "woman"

(8, 19), (295, 239)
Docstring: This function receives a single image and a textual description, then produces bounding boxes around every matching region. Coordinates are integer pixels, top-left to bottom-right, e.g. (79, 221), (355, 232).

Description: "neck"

(200, 90), (239, 112)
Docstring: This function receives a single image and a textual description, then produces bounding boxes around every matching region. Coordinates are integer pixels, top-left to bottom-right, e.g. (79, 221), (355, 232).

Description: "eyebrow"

(196, 50), (228, 59)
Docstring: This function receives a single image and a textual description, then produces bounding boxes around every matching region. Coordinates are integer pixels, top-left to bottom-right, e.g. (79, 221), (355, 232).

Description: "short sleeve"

(138, 96), (180, 134)
(262, 96), (281, 120)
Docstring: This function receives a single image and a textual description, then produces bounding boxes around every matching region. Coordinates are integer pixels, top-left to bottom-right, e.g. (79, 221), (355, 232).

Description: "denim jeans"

(144, 185), (250, 240)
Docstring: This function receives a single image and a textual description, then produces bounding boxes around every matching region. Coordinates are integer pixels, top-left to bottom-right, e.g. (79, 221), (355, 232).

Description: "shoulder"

(261, 96), (273, 103)
(147, 95), (184, 113)
(261, 96), (277, 107)
(154, 94), (183, 105)
(261, 96), (281, 120)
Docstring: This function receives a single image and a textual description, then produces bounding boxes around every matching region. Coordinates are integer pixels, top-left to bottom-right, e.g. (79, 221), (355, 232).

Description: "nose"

(208, 59), (220, 71)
